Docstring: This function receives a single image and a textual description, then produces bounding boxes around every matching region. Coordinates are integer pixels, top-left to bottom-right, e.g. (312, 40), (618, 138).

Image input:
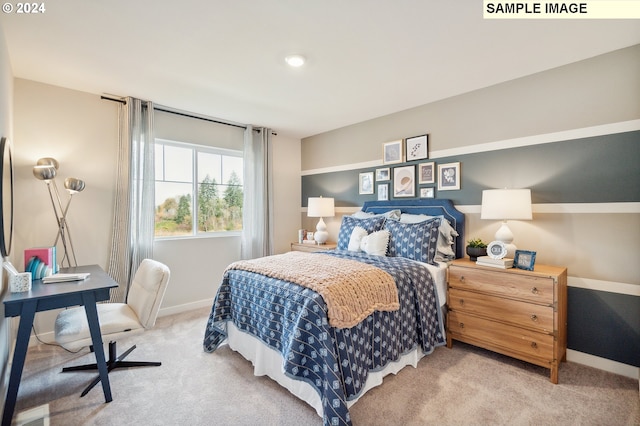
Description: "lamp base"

(494, 221), (517, 258)
(314, 217), (329, 244)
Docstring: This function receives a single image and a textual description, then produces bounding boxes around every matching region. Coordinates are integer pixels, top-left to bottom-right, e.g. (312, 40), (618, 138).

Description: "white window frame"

(154, 138), (243, 240)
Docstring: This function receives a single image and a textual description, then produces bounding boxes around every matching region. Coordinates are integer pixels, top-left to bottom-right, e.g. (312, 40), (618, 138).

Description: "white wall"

(271, 133), (302, 254)
(12, 79), (119, 335)
(12, 78), (302, 338)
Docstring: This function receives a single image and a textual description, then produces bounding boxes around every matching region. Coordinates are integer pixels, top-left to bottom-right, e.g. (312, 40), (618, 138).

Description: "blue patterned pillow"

(384, 217), (442, 264)
(337, 216), (387, 250)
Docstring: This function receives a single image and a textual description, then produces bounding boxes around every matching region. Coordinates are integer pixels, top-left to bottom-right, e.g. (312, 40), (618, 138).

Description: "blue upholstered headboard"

(361, 199), (466, 259)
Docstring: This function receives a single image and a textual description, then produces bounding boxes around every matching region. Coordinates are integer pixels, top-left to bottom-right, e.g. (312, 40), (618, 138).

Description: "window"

(154, 139), (243, 238)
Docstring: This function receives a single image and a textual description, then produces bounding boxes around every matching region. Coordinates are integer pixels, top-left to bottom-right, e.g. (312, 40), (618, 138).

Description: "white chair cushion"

(55, 303), (143, 351)
(127, 259), (170, 329)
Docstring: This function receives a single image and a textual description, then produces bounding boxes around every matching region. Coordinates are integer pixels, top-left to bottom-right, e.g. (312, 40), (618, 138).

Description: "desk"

(2, 265), (118, 426)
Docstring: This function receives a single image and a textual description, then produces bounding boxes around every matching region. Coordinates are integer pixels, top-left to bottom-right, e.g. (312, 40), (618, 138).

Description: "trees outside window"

(155, 140), (243, 238)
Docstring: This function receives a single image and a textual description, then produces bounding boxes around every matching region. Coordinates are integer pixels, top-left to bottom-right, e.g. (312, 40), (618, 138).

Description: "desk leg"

(82, 293), (112, 403)
(2, 301), (37, 426)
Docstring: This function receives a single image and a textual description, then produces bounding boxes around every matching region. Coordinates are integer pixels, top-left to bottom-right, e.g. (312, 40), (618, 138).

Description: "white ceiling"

(1, 1), (639, 139)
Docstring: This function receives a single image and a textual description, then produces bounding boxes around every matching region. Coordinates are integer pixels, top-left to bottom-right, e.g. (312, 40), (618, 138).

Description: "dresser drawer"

(448, 288), (554, 333)
(448, 311), (554, 361)
(449, 265), (554, 305)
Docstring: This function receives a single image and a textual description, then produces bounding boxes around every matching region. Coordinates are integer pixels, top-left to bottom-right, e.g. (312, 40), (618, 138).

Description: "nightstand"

(447, 258), (567, 383)
(290, 242), (337, 253)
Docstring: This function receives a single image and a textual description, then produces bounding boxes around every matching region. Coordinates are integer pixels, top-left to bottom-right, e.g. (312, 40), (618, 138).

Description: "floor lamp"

(32, 157), (85, 267)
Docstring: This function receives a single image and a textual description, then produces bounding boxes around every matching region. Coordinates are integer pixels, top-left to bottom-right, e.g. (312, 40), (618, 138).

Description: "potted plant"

(466, 238), (488, 261)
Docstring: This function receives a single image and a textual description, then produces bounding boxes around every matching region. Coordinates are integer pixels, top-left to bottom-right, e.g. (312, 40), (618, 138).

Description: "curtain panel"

(108, 97), (155, 303)
(241, 126), (274, 259)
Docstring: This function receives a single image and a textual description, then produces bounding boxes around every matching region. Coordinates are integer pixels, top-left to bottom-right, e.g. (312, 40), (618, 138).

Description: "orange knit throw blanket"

(225, 251), (399, 328)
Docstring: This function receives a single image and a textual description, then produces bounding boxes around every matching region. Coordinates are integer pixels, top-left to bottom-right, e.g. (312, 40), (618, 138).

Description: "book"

(24, 247), (57, 279)
(42, 273), (90, 283)
(476, 256), (514, 269)
(302, 240), (317, 245)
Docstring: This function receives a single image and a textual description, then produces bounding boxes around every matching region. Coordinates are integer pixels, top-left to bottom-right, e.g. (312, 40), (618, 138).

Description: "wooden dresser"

(447, 258), (567, 383)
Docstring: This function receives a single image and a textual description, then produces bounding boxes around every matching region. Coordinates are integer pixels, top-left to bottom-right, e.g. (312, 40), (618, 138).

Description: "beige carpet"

(13, 307), (639, 425)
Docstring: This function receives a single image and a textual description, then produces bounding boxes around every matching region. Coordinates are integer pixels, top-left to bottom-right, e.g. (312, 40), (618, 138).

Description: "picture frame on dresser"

(514, 250), (536, 271)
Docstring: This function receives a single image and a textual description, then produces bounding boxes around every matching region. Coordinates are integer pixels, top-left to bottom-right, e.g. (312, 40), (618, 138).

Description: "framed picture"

(377, 183), (389, 201)
(375, 167), (390, 181)
(359, 172), (374, 194)
(393, 165), (415, 198)
(382, 140), (404, 164)
(420, 187), (434, 198)
(437, 162), (460, 191)
(418, 162), (435, 184)
(405, 134), (428, 161)
(514, 250), (537, 271)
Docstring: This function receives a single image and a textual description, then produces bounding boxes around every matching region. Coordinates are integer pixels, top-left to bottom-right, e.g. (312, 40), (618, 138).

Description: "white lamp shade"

(481, 189), (532, 220)
(307, 197), (335, 218)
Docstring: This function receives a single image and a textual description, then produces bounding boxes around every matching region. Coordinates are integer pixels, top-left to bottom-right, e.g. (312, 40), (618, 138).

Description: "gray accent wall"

(568, 288), (639, 367)
(303, 131), (640, 207)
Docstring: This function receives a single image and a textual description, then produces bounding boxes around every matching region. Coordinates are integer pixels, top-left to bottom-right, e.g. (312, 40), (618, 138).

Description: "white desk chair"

(54, 259), (170, 397)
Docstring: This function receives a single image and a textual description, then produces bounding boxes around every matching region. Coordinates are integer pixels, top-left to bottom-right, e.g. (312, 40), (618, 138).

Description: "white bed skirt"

(226, 322), (424, 418)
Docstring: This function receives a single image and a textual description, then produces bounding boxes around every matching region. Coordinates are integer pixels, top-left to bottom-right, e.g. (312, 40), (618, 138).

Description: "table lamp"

(307, 196), (335, 244)
(481, 188), (532, 258)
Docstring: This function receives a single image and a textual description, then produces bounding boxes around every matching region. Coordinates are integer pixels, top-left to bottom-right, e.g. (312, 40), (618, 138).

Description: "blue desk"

(2, 265), (118, 426)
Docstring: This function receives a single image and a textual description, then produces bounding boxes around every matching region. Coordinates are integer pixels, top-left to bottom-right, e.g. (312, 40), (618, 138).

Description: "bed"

(203, 199), (465, 426)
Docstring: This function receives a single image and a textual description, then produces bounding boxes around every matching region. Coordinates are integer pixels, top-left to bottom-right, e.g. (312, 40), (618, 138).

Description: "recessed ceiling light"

(285, 54), (306, 67)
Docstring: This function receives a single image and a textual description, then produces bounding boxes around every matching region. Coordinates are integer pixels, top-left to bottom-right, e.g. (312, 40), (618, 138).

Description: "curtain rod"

(156, 105), (277, 135)
(154, 104), (247, 130)
(101, 95), (126, 104)
(101, 96), (276, 135)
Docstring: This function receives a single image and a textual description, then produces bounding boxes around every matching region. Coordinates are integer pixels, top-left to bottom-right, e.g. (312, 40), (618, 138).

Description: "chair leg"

(61, 341), (162, 397)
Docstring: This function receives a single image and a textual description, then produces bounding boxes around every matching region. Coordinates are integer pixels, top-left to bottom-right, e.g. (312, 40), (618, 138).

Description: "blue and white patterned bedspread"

(203, 250), (446, 426)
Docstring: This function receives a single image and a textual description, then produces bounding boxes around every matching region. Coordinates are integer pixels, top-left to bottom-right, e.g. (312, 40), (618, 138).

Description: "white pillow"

(348, 226), (368, 251)
(399, 213), (434, 224)
(352, 209), (401, 221)
(351, 210), (376, 219)
(360, 230), (390, 256)
(435, 218), (459, 261)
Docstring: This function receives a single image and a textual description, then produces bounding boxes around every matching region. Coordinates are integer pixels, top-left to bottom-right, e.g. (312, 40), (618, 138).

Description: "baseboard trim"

(157, 298), (215, 317)
(567, 349), (639, 380)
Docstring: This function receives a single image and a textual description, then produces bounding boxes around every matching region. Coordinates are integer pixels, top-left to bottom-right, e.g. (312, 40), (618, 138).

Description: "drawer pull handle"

(459, 276), (465, 282)
(530, 314), (538, 322)
(530, 342), (538, 349)
(459, 299), (465, 306)
(459, 322), (464, 329)
(531, 287), (539, 294)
